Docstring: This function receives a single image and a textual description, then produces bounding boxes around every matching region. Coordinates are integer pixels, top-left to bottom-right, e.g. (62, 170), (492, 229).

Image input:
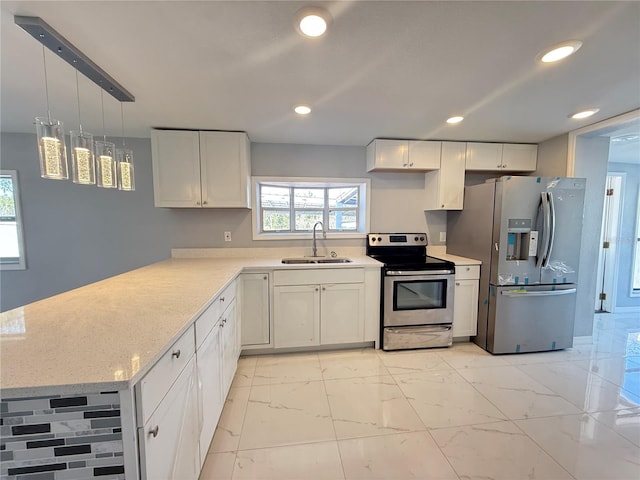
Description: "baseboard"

(613, 306), (640, 314)
(573, 335), (593, 345)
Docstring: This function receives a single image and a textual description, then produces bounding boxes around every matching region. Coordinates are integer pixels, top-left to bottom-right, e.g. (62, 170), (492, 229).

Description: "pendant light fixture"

(95, 89), (117, 189)
(70, 68), (95, 185)
(35, 45), (68, 180)
(116, 103), (135, 191)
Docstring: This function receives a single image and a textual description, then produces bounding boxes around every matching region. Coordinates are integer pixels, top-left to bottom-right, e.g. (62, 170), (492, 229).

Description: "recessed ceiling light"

(446, 116), (464, 124)
(294, 105), (311, 115)
(295, 7), (331, 38)
(539, 40), (583, 63)
(571, 109), (599, 120)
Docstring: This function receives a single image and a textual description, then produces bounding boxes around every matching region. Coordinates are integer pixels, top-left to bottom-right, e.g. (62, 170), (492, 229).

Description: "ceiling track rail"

(14, 15), (135, 102)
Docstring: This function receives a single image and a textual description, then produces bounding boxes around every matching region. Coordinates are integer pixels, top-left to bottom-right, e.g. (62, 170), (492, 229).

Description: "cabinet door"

(221, 300), (238, 398)
(199, 131), (251, 208)
(151, 130), (202, 207)
(452, 279), (479, 337)
(465, 142), (503, 171)
(424, 142), (465, 210)
(140, 358), (200, 480)
(320, 283), (365, 344)
(273, 285), (320, 348)
(366, 139), (409, 170)
(197, 325), (223, 467)
(408, 141), (441, 169)
(501, 144), (537, 172)
(240, 273), (270, 346)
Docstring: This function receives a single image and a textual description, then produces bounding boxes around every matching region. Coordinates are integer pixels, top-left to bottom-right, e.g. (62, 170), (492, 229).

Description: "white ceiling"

(1, 1), (639, 147)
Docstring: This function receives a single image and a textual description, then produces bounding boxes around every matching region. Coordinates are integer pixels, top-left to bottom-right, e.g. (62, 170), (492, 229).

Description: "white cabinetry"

(151, 129), (250, 208)
(465, 142), (537, 172)
(367, 139), (441, 171)
(424, 142), (466, 210)
(452, 265), (480, 337)
(273, 268), (366, 348)
(240, 273), (270, 348)
(137, 326), (200, 480)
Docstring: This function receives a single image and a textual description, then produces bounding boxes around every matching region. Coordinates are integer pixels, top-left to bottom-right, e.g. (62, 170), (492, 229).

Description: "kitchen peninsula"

(0, 252), (381, 479)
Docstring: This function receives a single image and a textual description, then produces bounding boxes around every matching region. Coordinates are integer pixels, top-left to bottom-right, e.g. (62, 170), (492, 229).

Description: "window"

(0, 171), (26, 270)
(252, 177), (370, 239)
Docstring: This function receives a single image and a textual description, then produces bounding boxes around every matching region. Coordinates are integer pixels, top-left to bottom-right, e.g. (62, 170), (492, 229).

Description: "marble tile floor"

(200, 313), (640, 479)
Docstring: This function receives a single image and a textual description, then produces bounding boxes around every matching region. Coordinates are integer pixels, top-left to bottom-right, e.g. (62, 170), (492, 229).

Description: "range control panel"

(367, 233), (427, 247)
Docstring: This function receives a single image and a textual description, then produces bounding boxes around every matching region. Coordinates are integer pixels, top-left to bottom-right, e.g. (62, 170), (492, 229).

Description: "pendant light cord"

(75, 67), (83, 134)
(120, 103), (126, 148)
(100, 89), (106, 142)
(42, 45), (51, 124)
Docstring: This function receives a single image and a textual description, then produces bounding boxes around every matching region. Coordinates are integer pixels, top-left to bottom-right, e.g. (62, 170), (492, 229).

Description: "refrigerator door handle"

(501, 288), (576, 297)
(536, 193), (551, 269)
(543, 192), (556, 268)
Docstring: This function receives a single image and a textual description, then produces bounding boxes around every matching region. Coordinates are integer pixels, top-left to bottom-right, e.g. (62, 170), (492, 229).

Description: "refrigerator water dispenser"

(506, 219), (532, 260)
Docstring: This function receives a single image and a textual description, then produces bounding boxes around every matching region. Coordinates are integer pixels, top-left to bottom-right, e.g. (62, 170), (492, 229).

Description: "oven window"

(394, 279), (447, 310)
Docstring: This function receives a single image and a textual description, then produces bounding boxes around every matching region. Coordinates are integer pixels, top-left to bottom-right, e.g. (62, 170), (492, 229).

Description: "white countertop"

(0, 255), (381, 398)
(429, 252), (482, 266)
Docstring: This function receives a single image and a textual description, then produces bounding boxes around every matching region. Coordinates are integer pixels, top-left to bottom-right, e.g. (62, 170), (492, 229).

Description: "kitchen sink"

(281, 258), (352, 264)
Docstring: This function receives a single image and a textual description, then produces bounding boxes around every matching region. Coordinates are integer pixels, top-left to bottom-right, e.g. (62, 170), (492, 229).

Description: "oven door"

(383, 270), (454, 327)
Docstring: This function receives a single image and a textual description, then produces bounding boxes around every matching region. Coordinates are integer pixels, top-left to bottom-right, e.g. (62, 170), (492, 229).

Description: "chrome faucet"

(312, 221), (326, 257)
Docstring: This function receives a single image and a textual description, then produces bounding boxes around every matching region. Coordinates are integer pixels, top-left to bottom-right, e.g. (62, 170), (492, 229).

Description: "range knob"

(377, 237), (382, 242)
(420, 236), (425, 241)
(414, 236), (419, 241)
(371, 237), (376, 242)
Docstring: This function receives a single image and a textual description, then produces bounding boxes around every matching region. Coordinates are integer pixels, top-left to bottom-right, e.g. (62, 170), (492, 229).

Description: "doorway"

(595, 174), (625, 312)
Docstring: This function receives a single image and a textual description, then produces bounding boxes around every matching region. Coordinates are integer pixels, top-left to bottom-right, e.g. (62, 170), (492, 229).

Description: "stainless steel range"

(366, 233), (455, 351)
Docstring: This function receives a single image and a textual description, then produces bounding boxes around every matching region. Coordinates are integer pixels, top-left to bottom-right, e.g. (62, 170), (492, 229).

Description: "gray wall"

(608, 162), (640, 309)
(574, 135), (610, 336)
(535, 134), (570, 177)
(1, 134), (445, 311)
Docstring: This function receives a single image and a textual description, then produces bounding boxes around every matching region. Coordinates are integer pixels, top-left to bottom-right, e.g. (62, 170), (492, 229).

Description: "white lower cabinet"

(452, 265), (480, 337)
(196, 323), (223, 468)
(273, 269), (366, 348)
(220, 300), (239, 397)
(240, 273), (270, 347)
(139, 357), (200, 480)
(273, 285), (320, 348)
(320, 283), (365, 344)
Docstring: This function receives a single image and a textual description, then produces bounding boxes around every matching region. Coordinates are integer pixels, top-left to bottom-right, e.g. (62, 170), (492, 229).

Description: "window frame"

(0, 170), (26, 270)
(251, 177), (370, 240)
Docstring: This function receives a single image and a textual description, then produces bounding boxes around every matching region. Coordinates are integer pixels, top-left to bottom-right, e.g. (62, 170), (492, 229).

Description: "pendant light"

(35, 45), (68, 180)
(116, 103), (135, 191)
(70, 68), (95, 185)
(95, 89), (117, 189)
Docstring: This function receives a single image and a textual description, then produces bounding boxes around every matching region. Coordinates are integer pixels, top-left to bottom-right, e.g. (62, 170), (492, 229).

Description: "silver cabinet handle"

(315, 287), (319, 291)
(196, 201), (201, 206)
(456, 282), (460, 286)
(220, 297), (225, 302)
(501, 288), (576, 297)
(409, 162), (414, 167)
(322, 286), (326, 291)
(149, 425), (159, 437)
(171, 350), (181, 359)
(263, 276), (267, 280)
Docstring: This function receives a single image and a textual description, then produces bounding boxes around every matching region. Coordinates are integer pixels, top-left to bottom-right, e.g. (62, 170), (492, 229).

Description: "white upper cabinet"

(367, 139), (441, 171)
(465, 142), (537, 172)
(424, 142), (466, 211)
(151, 129), (251, 208)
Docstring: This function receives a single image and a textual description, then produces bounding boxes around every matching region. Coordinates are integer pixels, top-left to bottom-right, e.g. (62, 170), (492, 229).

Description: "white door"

(273, 285), (320, 348)
(221, 300), (238, 397)
(199, 131), (250, 208)
(150, 130), (202, 207)
(141, 358), (200, 480)
(240, 273), (270, 346)
(408, 141), (441, 169)
(372, 139), (409, 169)
(501, 144), (537, 171)
(439, 141), (466, 209)
(320, 283), (365, 344)
(465, 142), (503, 170)
(197, 324), (223, 467)
(452, 279), (478, 337)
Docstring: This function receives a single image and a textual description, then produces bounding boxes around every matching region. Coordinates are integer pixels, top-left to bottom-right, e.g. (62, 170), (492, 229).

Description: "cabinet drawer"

(455, 265), (480, 280)
(139, 326), (195, 425)
(195, 280), (236, 347)
(274, 268), (364, 286)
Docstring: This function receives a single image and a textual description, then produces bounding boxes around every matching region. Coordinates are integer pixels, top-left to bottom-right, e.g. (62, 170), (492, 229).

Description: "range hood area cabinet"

(366, 139), (442, 171)
(424, 142), (466, 210)
(465, 142), (537, 172)
(151, 129), (251, 208)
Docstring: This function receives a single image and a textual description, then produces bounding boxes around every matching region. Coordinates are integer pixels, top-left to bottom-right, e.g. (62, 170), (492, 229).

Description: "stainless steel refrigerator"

(447, 176), (586, 354)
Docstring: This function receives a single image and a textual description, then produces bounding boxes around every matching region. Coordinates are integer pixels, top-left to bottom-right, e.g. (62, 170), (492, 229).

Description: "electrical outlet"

(439, 232), (446, 242)
(224, 231), (232, 242)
